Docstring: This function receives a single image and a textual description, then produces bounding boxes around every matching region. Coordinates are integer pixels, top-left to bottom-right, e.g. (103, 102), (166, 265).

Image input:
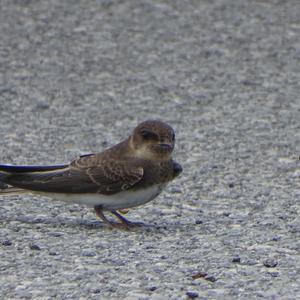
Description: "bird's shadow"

(0, 214), (161, 231)
(0, 214), (190, 232)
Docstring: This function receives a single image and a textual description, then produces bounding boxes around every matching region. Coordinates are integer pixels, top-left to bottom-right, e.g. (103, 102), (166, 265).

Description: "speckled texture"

(0, 1), (300, 299)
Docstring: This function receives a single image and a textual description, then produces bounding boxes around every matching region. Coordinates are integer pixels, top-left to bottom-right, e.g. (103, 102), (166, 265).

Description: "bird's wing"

(0, 157), (143, 194)
(70, 155), (144, 193)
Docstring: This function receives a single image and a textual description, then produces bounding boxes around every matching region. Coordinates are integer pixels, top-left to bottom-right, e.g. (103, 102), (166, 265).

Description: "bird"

(0, 120), (182, 228)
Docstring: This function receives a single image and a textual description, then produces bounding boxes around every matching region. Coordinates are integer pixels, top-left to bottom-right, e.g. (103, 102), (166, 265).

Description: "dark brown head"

(130, 120), (176, 161)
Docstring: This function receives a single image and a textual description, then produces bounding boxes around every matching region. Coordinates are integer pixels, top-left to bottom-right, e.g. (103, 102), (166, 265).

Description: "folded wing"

(0, 156), (143, 194)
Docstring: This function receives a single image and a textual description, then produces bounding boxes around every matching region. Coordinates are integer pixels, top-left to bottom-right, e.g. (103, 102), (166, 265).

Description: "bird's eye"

(171, 132), (175, 141)
(141, 130), (158, 140)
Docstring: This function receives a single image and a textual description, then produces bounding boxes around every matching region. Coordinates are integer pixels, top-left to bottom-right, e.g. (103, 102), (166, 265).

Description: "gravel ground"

(0, 1), (300, 299)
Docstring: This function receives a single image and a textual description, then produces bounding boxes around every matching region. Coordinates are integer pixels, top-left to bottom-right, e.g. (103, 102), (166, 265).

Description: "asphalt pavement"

(0, 1), (299, 299)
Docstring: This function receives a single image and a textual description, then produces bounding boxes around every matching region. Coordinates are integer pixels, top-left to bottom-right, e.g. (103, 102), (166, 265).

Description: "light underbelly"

(35, 184), (167, 210)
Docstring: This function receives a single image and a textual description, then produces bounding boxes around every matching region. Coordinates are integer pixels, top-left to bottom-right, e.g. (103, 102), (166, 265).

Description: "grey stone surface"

(0, 0), (299, 299)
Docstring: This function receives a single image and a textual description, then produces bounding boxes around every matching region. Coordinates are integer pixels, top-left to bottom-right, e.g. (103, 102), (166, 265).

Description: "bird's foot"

(118, 208), (130, 215)
(94, 206), (144, 229)
(111, 211), (144, 228)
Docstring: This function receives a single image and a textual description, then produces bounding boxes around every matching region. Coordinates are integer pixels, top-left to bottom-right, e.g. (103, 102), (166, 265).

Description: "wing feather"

(72, 158), (143, 193)
(0, 157), (144, 194)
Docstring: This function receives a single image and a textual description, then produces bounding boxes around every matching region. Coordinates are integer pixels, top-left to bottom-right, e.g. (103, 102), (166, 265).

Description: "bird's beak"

(159, 143), (173, 151)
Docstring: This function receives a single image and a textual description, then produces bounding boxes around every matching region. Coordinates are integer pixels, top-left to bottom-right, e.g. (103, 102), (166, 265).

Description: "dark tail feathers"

(0, 164), (68, 173)
(0, 164), (68, 186)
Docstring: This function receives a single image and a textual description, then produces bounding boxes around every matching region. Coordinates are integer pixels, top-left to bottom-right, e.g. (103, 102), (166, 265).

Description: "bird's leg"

(111, 211), (144, 227)
(94, 206), (130, 229)
(111, 210), (132, 227)
(94, 206), (116, 227)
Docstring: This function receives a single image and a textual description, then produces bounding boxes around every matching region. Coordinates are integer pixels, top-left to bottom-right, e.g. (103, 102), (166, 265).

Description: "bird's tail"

(0, 177), (28, 195)
(0, 164), (69, 193)
(0, 185), (28, 195)
(0, 165), (62, 196)
(0, 172), (10, 193)
(0, 171), (26, 195)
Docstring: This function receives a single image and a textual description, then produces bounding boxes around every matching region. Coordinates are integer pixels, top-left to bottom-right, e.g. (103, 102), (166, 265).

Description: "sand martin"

(0, 120), (182, 228)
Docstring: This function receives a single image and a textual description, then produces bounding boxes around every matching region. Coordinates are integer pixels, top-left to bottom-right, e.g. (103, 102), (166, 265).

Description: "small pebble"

(192, 271), (207, 279)
(29, 244), (41, 251)
(205, 275), (217, 282)
(195, 220), (203, 225)
(223, 212), (231, 217)
(243, 258), (257, 266)
(82, 249), (96, 257)
(91, 288), (101, 294)
(268, 271), (279, 277)
(149, 286), (157, 291)
(186, 291), (199, 298)
(48, 232), (64, 237)
(2, 240), (12, 246)
(170, 187), (182, 193)
(232, 256), (241, 263)
(36, 100), (50, 110)
(264, 258), (278, 268)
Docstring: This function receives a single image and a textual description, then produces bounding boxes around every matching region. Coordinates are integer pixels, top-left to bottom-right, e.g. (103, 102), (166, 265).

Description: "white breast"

(36, 183), (167, 211)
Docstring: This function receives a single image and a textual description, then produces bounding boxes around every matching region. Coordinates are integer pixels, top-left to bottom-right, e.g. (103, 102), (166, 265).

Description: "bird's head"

(130, 120), (176, 161)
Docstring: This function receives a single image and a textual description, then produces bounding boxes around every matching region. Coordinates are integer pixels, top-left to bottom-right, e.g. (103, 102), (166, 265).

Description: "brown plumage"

(0, 120), (182, 228)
